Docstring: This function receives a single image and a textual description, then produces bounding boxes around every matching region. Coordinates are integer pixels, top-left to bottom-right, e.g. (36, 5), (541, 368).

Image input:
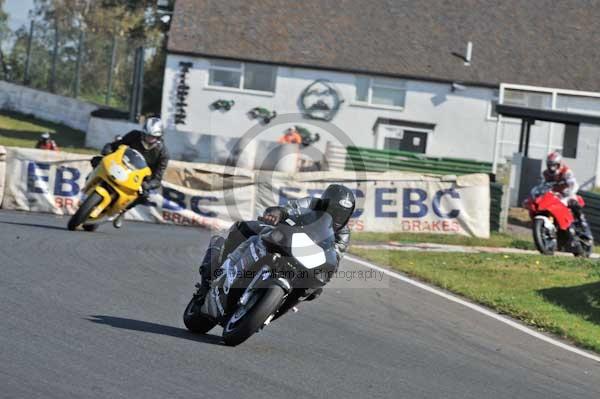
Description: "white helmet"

(143, 117), (163, 138)
(141, 117), (163, 149)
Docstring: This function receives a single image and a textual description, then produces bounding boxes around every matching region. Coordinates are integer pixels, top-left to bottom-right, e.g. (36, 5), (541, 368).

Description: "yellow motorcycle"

(68, 145), (151, 231)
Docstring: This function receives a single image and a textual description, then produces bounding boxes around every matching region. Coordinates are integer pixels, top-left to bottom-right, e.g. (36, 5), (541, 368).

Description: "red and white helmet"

(546, 151), (562, 173)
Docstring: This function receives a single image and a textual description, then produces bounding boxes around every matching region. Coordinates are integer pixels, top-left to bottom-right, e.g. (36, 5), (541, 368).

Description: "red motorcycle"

(524, 183), (593, 257)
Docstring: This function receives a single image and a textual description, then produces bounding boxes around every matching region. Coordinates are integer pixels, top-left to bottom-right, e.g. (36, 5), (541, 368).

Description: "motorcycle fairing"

(82, 145), (151, 219)
(535, 192), (574, 230)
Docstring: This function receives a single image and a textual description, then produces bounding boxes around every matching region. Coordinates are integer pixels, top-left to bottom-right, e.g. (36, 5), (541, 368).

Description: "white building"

(161, 0), (600, 187)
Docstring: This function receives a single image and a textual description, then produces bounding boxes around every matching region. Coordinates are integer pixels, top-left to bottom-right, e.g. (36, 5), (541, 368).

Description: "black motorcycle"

(183, 209), (338, 346)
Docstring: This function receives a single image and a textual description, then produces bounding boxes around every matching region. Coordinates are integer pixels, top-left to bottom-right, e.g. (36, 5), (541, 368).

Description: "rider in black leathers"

(196, 184), (356, 304)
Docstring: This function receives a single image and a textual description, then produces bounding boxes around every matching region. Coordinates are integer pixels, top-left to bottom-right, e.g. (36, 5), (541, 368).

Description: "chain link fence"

(1, 17), (145, 112)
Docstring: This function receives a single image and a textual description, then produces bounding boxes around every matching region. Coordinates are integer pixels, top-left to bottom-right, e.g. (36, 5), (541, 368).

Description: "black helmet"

(319, 184), (356, 231)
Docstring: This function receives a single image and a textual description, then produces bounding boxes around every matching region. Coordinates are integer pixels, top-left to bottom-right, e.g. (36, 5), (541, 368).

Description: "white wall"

(0, 81), (98, 131)
(566, 124), (600, 188)
(85, 116), (299, 172)
(85, 117), (139, 149)
(161, 54), (504, 163)
(160, 54), (600, 186)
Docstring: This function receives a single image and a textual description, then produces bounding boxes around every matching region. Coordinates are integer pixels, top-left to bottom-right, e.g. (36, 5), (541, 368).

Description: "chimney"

(464, 41), (472, 66)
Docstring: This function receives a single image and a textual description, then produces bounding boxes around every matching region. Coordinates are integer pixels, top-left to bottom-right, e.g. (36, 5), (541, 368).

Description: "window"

(243, 63), (277, 92)
(208, 60), (277, 93)
(208, 60), (242, 88)
(556, 94), (600, 116)
(384, 137), (402, 151)
(355, 76), (406, 108)
(562, 123), (579, 158)
(503, 89), (552, 109)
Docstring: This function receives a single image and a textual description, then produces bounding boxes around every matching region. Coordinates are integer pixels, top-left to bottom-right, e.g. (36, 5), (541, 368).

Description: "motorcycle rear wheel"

(67, 192), (103, 231)
(533, 218), (556, 255)
(183, 296), (217, 334)
(222, 284), (285, 347)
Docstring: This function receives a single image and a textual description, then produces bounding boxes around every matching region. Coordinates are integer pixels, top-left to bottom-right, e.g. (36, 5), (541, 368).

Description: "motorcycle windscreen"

(123, 148), (148, 170)
(263, 210), (335, 254)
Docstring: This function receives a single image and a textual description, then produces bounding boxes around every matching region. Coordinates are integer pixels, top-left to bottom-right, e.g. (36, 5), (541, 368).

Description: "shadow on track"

(0, 220), (67, 231)
(87, 315), (223, 345)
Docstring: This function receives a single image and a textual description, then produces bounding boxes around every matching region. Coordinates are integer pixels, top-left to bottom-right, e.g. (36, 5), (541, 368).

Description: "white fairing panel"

(534, 215), (556, 232)
(109, 162), (130, 182)
(292, 233), (326, 269)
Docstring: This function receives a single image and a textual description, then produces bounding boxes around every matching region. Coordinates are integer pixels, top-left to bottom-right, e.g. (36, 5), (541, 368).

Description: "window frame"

(353, 76), (407, 110)
(486, 96), (520, 123)
(206, 60), (277, 95)
(503, 88), (553, 109)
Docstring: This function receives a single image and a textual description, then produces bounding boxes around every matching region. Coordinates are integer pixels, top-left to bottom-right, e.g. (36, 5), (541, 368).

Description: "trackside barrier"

(0, 147), (491, 237)
(490, 183), (509, 232)
(0, 146), (6, 206)
(345, 146), (493, 175)
(345, 146), (509, 232)
(579, 191), (600, 241)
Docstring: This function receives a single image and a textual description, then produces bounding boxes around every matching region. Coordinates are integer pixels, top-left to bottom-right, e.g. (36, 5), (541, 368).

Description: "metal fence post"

(74, 29), (85, 98)
(135, 46), (145, 118)
(128, 47), (140, 122)
(49, 19), (59, 93)
(128, 46), (145, 122)
(105, 34), (117, 105)
(23, 20), (34, 85)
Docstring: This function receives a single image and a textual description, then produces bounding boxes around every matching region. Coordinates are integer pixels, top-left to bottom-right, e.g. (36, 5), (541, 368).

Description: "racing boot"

(576, 215), (593, 241)
(196, 236), (225, 304)
(112, 211), (126, 229)
(564, 224), (588, 256)
(112, 195), (148, 229)
(272, 288), (323, 322)
(302, 287), (323, 301)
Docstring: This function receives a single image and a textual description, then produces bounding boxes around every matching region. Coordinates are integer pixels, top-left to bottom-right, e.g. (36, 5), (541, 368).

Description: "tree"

(0, 0), (10, 79)
(7, 0), (170, 113)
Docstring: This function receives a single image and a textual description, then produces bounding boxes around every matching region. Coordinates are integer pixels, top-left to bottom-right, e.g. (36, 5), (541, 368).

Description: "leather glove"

(141, 180), (151, 195)
(260, 207), (285, 225)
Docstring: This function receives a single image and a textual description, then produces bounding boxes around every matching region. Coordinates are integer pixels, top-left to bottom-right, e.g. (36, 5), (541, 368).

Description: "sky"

(3, 0), (36, 30)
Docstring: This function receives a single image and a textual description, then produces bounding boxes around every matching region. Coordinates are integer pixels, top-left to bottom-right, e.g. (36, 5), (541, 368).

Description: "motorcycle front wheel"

(533, 218), (556, 255)
(67, 192), (103, 231)
(222, 283), (285, 347)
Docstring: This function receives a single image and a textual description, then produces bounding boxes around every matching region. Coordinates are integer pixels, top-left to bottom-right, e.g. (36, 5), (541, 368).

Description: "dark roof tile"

(168, 0), (600, 91)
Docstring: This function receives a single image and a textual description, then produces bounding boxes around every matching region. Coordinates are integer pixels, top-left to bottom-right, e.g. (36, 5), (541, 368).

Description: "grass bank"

(353, 231), (535, 251)
(351, 248), (600, 353)
(0, 110), (96, 154)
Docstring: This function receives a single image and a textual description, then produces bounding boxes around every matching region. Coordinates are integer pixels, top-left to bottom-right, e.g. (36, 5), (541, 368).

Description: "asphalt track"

(1, 209), (599, 399)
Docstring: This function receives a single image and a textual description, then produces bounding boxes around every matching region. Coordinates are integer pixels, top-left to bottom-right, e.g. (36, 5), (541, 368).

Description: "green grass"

(0, 110), (97, 154)
(351, 248), (600, 353)
(353, 231), (535, 250)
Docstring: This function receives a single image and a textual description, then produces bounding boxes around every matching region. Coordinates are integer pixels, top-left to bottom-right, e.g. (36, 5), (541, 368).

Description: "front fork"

(201, 254), (292, 321)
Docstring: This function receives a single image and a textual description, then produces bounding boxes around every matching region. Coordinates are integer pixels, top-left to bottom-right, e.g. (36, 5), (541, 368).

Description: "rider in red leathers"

(543, 151), (592, 241)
